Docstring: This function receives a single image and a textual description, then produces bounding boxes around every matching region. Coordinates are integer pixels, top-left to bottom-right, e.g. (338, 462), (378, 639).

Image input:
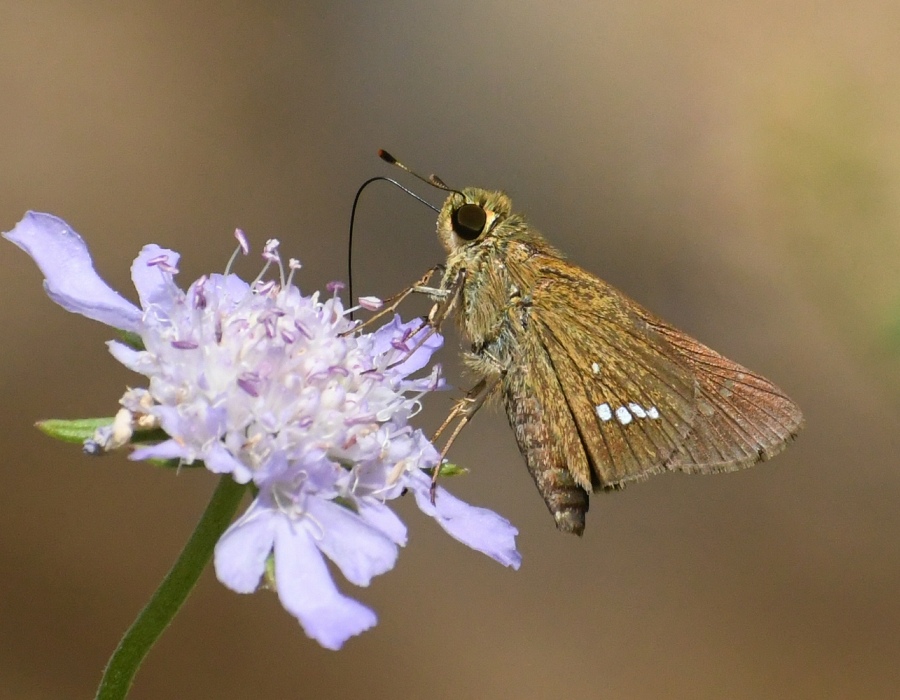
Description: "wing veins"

(539, 321), (646, 481)
(539, 318), (690, 485)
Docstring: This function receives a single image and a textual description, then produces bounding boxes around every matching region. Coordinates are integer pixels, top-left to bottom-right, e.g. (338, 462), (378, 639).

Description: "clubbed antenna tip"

(377, 149), (462, 197)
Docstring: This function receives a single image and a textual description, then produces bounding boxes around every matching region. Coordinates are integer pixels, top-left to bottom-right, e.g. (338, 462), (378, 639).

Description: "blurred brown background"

(2, 2), (899, 698)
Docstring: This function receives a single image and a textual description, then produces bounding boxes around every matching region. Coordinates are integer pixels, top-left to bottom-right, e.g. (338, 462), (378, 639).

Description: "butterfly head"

(436, 188), (514, 254)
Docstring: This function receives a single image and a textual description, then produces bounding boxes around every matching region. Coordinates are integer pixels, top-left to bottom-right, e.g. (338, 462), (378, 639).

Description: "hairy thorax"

(443, 234), (543, 382)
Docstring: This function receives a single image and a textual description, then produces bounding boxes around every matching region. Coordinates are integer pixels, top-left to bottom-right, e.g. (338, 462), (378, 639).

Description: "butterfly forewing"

(524, 255), (802, 490)
(529, 256), (699, 487)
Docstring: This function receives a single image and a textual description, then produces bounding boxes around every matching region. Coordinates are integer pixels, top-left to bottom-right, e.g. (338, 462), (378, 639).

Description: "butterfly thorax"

(436, 188), (561, 371)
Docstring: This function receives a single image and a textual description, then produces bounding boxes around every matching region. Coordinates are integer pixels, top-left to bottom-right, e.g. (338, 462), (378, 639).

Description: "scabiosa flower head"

(4, 211), (521, 650)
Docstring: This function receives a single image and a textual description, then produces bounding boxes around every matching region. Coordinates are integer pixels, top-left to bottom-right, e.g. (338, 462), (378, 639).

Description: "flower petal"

(3, 212), (142, 331)
(214, 501), (277, 593)
(308, 499), (399, 586)
(129, 438), (190, 461)
(107, 339), (144, 370)
(400, 321), (444, 374)
(372, 315), (443, 376)
(204, 442), (254, 484)
(273, 519), (377, 650)
(132, 244), (181, 310)
(409, 471), (522, 569)
(357, 499), (408, 546)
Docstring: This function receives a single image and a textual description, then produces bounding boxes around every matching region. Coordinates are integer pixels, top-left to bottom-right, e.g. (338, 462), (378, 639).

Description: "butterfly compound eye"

(451, 203), (487, 241)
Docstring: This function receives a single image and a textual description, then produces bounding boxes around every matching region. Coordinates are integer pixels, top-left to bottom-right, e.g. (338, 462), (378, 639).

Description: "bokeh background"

(2, 3), (899, 698)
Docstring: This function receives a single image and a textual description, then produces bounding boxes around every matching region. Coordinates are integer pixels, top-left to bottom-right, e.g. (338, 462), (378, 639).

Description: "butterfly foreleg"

(342, 264), (445, 336)
(379, 267), (467, 372)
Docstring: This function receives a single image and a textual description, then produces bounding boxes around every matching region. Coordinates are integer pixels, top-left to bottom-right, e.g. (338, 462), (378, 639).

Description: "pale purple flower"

(4, 211), (521, 650)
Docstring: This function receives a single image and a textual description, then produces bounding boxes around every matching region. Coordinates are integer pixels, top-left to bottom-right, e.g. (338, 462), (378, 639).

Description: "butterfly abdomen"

(500, 327), (594, 535)
(503, 378), (590, 535)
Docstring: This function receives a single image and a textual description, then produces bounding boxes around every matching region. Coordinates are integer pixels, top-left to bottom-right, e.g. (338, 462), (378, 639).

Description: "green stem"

(95, 475), (248, 700)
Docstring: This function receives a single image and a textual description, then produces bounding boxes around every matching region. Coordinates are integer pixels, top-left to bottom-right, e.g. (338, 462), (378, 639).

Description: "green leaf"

(118, 330), (145, 351)
(36, 417), (117, 443)
(130, 428), (171, 445)
(331, 495), (359, 513)
(424, 462), (468, 478)
(263, 553), (276, 591)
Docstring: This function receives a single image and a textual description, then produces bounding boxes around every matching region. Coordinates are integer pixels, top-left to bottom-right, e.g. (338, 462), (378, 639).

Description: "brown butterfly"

(376, 151), (803, 535)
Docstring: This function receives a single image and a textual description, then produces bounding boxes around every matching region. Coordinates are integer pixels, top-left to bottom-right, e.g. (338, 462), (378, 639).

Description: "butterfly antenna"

(378, 149), (466, 198)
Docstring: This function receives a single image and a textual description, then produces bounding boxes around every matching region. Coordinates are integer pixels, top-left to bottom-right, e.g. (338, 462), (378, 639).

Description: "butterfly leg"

(341, 264), (445, 336)
(380, 268), (467, 372)
(429, 373), (501, 503)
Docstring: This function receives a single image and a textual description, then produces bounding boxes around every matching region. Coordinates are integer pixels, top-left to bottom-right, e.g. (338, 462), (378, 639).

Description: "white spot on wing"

(596, 403), (612, 421)
(628, 402), (646, 418)
(647, 406), (660, 419)
(615, 406), (633, 424)
(591, 362), (600, 374)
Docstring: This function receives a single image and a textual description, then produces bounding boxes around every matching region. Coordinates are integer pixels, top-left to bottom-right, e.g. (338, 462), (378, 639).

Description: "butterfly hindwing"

(648, 321), (803, 472)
